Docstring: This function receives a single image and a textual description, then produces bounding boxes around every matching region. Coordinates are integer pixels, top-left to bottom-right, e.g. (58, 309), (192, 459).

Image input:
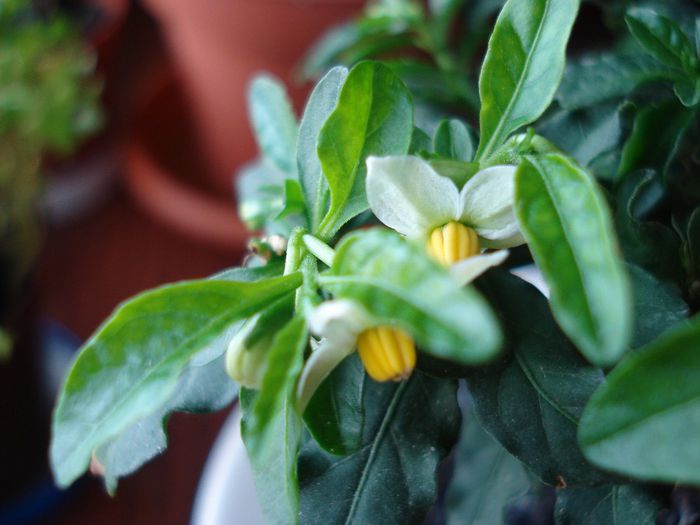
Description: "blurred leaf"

(433, 118), (475, 161)
(319, 229), (502, 365)
(446, 405), (530, 524)
(468, 270), (608, 486)
(476, 0), (579, 160)
(236, 160), (286, 232)
(579, 316), (700, 485)
(515, 153), (632, 366)
(297, 67), (348, 231)
(554, 485), (663, 524)
(299, 354), (460, 524)
(50, 273), (302, 488)
(317, 62), (413, 238)
(410, 126), (432, 154)
(248, 75), (298, 175)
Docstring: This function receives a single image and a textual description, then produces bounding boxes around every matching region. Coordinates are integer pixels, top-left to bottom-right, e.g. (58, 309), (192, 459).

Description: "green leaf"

(628, 264), (688, 349)
(554, 485), (663, 524)
(241, 315), (308, 525)
(248, 75), (298, 175)
(433, 118), (475, 161)
(297, 66), (348, 232)
(318, 229), (502, 365)
(95, 351), (236, 492)
(557, 53), (677, 110)
(515, 153), (632, 366)
(50, 272), (302, 488)
(236, 160), (287, 234)
(299, 355), (460, 525)
(211, 261), (284, 282)
(475, 0), (579, 160)
(579, 316), (700, 485)
(446, 404), (530, 525)
(467, 270), (608, 486)
(625, 8), (697, 72)
(317, 61), (413, 239)
(410, 126), (432, 155)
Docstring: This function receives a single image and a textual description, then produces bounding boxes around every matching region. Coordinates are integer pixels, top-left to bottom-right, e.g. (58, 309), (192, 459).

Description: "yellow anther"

(357, 326), (416, 382)
(426, 221), (479, 265)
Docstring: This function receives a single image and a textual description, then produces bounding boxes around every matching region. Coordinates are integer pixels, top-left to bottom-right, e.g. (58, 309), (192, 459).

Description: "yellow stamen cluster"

(427, 221), (480, 266)
(357, 326), (416, 382)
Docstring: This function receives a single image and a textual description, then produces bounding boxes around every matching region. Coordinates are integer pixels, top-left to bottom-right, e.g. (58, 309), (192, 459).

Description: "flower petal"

(450, 250), (509, 286)
(459, 165), (524, 248)
(308, 299), (371, 347)
(367, 156), (460, 238)
(297, 338), (355, 412)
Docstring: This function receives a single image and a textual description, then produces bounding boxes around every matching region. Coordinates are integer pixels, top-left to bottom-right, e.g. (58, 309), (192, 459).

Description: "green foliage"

(554, 485), (663, 524)
(515, 153), (632, 366)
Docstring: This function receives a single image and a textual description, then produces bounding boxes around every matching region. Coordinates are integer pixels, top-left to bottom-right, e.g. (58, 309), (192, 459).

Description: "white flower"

(366, 155), (524, 283)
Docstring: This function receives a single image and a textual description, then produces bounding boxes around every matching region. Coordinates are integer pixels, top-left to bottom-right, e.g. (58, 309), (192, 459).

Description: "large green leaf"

(557, 52), (677, 110)
(515, 153), (632, 366)
(318, 229), (502, 365)
(298, 354), (460, 525)
(578, 316), (700, 485)
(241, 315), (308, 525)
(475, 0), (579, 160)
(554, 485), (663, 524)
(316, 61), (413, 239)
(467, 270), (608, 486)
(50, 273), (302, 487)
(248, 75), (298, 175)
(446, 404), (530, 525)
(297, 67), (348, 232)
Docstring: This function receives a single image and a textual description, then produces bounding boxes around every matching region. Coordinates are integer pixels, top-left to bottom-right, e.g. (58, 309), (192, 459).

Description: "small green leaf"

(515, 153), (632, 366)
(467, 270), (608, 486)
(241, 315), (308, 525)
(236, 160), (287, 233)
(50, 273), (302, 488)
(557, 53), (677, 110)
(625, 8), (697, 72)
(579, 316), (700, 485)
(475, 0), (579, 160)
(248, 75), (298, 175)
(446, 405), (530, 524)
(433, 118), (475, 161)
(317, 61), (413, 239)
(299, 355), (460, 525)
(319, 229), (502, 365)
(410, 126), (432, 155)
(554, 485), (663, 525)
(297, 67), (348, 232)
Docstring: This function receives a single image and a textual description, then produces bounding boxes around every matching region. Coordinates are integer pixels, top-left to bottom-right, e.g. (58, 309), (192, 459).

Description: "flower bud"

(427, 221), (480, 266)
(225, 317), (269, 389)
(357, 326), (416, 382)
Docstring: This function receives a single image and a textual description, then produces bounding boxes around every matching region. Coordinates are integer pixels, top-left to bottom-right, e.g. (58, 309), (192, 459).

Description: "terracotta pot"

(142, 0), (363, 194)
(125, 69), (249, 250)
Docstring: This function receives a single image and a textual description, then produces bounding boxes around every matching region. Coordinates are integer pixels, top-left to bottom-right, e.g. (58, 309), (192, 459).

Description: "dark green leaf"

(475, 0), (579, 160)
(579, 316), (700, 485)
(241, 315), (308, 525)
(557, 52), (676, 110)
(248, 75), (298, 175)
(410, 126), (432, 155)
(299, 355), (460, 525)
(297, 67), (348, 232)
(446, 403), (530, 524)
(50, 273), (302, 488)
(515, 153), (632, 366)
(554, 485), (663, 524)
(317, 61), (413, 239)
(433, 118), (475, 161)
(468, 270), (608, 486)
(628, 264), (688, 349)
(319, 229), (502, 365)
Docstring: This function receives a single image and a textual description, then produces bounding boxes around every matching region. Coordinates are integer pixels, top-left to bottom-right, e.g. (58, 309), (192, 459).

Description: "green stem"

(303, 234), (336, 267)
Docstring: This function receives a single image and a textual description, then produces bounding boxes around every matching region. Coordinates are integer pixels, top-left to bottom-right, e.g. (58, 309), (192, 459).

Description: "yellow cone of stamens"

(357, 326), (416, 382)
(426, 221), (480, 266)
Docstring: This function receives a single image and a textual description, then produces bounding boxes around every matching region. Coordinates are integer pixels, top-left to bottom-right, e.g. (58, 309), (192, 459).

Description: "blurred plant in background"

(0, 0), (101, 344)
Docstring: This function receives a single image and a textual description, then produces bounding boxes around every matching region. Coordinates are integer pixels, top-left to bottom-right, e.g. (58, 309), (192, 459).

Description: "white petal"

(297, 338), (355, 412)
(366, 156), (460, 238)
(459, 165), (523, 247)
(308, 299), (371, 347)
(450, 250), (510, 286)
